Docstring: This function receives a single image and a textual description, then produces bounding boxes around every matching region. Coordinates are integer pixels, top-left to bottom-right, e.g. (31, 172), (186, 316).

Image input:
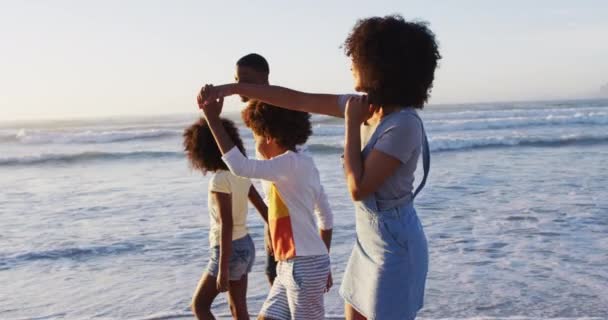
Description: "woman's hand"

(197, 84), (214, 109)
(345, 95), (373, 124)
(198, 84), (235, 108)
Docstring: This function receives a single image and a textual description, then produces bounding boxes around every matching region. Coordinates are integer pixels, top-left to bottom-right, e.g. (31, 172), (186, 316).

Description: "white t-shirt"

(222, 147), (333, 260)
(207, 170), (252, 247)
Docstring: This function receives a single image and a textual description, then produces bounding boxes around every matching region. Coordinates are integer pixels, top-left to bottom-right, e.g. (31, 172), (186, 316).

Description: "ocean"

(1, 99), (607, 319)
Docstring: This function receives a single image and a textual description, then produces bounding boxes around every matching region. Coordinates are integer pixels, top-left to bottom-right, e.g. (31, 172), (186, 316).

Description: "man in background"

(234, 53), (277, 286)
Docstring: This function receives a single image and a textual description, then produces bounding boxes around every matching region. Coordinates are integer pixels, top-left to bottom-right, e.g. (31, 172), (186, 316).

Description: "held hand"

(325, 270), (333, 293)
(199, 86), (224, 119)
(345, 95), (373, 124)
(216, 269), (229, 292)
(197, 84), (216, 109)
(197, 84), (234, 108)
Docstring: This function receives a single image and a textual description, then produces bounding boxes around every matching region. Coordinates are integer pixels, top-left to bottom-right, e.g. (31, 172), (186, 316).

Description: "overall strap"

(411, 112), (430, 200)
(358, 108), (431, 211)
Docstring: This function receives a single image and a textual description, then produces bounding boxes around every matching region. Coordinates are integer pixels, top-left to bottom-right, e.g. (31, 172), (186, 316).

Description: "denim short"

(206, 234), (255, 281)
(340, 200), (428, 320)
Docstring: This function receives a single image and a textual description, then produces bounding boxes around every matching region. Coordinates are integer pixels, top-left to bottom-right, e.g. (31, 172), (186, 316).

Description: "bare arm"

(346, 148), (401, 201)
(344, 97), (401, 201)
(200, 97), (236, 155)
(319, 228), (332, 253)
(248, 185), (268, 224)
(214, 191), (232, 292)
(314, 183), (334, 233)
(315, 179), (333, 291)
(319, 228), (333, 292)
(208, 83), (345, 118)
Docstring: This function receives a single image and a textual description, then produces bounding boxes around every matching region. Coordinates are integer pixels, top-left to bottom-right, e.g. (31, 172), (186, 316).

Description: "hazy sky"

(1, 0), (607, 120)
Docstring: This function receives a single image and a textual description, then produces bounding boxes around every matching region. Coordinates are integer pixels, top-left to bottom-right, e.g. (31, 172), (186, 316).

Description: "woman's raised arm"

(201, 83), (345, 118)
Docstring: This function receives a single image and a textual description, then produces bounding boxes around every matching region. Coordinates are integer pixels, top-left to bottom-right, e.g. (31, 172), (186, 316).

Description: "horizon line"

(2, 96), (607, 125)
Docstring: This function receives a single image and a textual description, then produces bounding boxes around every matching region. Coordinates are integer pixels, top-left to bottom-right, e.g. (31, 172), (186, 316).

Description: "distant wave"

(0, 128), (180, 145)
(427, 112), (608, 132)
(2, 242), (144, 268)
(431, 134), (608, 152)
(3, 134), (606, 167)
(424, 105), (608, 121)
(312, 107), (608, 134)
(306, 134), (608, 154)
(312, 124), (343, 136)
(307, 143), (344, 154)
(0, 151), (182, 166)
(306, 134), (608, 155)
(3, 106), (606, 146)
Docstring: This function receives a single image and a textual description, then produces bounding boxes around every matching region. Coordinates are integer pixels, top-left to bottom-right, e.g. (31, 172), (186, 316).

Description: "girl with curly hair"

(183, 117), (268, 320)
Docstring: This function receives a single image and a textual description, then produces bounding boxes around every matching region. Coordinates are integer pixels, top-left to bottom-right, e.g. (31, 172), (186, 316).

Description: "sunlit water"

(1, 99), (607, 319)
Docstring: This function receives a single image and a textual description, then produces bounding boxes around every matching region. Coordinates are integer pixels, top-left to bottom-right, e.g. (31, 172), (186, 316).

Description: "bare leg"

(227, 275), (250, 320)
(345, 303), (367, 320)
(192, 272), (220, 320)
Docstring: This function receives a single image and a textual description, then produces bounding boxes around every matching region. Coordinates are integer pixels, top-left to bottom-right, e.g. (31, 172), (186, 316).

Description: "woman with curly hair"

(200, 14), (440, 320)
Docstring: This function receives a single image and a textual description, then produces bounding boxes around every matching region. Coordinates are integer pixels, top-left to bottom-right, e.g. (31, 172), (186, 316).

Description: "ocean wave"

(3, 106), (606, 146)
(310, 108), (608, 135)
(307, 143), (344, 154)
(0, 151), (182, 166)
(430, 134), (608, 152)
(312, 124), (344, 136)
(426, 112), (608, 132)
(2, 242), (144, 268)
(307, 134), (608, 155)
(0, 128), (180, 145)
(424, 105), (608, 121)
(3, 134), (606, 167)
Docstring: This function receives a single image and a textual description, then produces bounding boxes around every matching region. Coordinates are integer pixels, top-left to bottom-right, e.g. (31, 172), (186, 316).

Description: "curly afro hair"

(183, 117), (246, 173)
(344, 15), (441, 108)
(241, 100), (312, 151)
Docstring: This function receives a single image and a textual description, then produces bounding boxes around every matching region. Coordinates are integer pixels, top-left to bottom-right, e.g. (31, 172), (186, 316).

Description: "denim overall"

(340, 109), (430, 320)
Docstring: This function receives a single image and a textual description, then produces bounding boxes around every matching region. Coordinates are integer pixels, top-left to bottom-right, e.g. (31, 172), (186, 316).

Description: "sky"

(1, 0), (607, 121)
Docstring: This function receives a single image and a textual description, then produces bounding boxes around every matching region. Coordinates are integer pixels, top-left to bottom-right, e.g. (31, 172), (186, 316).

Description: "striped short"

(259, 254), (330, 320)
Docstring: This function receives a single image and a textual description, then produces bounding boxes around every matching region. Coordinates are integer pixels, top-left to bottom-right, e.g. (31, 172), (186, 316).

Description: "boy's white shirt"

(223, 146), (333, 258)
